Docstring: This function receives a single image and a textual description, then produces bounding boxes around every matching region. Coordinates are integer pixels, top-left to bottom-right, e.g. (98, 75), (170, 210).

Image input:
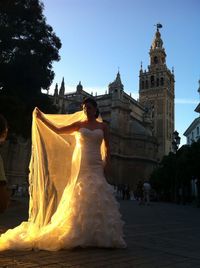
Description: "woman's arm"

(36, 108), (80, 134)
(103, 123), (111, 178)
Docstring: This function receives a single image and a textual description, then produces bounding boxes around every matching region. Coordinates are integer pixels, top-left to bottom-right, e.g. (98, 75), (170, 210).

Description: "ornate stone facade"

(49, 72), (158, 189)
(139, 27), (175, 160)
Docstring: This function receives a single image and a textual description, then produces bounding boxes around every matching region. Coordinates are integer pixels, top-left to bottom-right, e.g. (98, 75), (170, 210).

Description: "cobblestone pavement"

(0, 198), (200, 268)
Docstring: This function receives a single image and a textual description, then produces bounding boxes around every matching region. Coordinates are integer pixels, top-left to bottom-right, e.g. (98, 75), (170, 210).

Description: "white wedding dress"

(0, 126), (126, 250)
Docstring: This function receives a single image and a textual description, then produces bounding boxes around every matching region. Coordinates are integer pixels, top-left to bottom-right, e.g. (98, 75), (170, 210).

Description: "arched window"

(160, 77), (164, 86)
(141, 81), (144, 89)
(151, 76), (154, 87)
(197, 126), (199, 136)
(145, 80), (148, 89)
(154, 56), (158, 64)
(156, 78), (159, 87)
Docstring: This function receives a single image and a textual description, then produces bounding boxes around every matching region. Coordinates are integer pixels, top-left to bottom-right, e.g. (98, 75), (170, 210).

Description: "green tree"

(150, 141), (200, 203)
(150, 152), (176, 201)
(188, 140), (200, 179)
(0, 0), (61, 137)
(0, 0), (61, 97)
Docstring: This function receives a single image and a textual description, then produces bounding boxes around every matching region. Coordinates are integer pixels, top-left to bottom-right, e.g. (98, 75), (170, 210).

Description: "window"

(154, 56), (158, 64)
(151, 76), (154, 87)
(141, 81), (144, 89)
(197, 126), (199, 135)
(160, 77), (164, 86)
(145, 80), (148, 89)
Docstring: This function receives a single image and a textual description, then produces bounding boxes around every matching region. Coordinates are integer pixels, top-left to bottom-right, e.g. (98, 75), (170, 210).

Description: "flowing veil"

(0, 108), (106, 250)
(29, 108), (85, 226)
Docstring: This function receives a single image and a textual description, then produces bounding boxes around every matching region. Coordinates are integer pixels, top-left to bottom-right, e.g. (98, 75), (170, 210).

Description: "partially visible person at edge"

(0, 114), (9, 213)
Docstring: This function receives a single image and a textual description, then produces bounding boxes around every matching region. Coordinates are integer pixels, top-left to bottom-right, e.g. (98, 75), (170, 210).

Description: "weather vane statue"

(155, 23), (163, 31)
(198, 79), (200, 94)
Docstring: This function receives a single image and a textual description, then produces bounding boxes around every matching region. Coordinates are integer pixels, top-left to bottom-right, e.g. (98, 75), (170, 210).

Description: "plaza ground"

(0, 198), (200, 268)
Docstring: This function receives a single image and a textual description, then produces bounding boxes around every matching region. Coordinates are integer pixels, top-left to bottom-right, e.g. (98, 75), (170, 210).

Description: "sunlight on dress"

(0, 109), (126, 251)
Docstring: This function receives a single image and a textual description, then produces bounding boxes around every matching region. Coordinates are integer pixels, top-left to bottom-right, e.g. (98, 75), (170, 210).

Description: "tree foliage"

(150, 152), (176, 201)
(0, 0), (61, 96)
(0, 0), (61, 137)
(150, 141), (200, 202)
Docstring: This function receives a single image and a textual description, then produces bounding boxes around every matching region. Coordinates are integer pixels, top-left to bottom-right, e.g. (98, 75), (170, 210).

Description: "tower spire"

(108, 71), (124, 94)
(151, 24), (164, 49)
(116, 71), (122, 84)
(139, 25), (175, 160)
(149, 24), (166, 68)
(59, 77), (65, 96)
(76, 81), (83, 92)
(54, 83), (58, 96)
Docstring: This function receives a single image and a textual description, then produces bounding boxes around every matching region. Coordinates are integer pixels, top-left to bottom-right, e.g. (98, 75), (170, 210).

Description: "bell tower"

(139, 24), (175, 160)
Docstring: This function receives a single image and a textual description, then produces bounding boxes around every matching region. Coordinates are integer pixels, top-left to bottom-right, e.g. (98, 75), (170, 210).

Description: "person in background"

(136, 180), (144, 205)
(0, 114), (9, 213)
(143, 180), (151, 205)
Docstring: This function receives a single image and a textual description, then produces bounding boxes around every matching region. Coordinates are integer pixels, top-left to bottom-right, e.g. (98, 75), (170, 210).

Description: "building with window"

(139, 27), (175, 159)
(184, 80), (200, 144)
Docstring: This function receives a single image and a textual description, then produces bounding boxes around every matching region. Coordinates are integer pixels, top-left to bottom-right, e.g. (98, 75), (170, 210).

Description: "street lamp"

(172, 130), (181, 203)
(172, 130), (181, 153)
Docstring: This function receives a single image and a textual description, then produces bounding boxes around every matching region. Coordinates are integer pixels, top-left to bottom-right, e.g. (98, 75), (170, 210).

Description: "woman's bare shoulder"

(99, 121), (108, 130)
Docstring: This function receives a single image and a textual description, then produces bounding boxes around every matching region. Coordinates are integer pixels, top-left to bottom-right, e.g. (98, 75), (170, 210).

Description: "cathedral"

(50, 26), (175, 188)
(1, 26), (175, 190)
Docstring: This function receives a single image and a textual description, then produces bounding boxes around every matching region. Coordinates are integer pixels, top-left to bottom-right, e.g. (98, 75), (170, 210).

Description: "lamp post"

(172, 130), (181, 153)
(172, 130), (181, 203)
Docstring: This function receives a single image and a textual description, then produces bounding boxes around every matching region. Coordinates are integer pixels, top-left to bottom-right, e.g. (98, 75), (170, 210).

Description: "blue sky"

(42, 0), (200, 145)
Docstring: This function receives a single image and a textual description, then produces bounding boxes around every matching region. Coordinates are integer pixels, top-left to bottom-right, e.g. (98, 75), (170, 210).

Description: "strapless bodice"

(78, 127), (104, 171)
(79, 127), (103, 144)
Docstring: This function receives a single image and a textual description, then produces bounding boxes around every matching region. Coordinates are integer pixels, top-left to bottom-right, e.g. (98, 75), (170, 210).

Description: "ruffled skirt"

(0, 166), (126, 251)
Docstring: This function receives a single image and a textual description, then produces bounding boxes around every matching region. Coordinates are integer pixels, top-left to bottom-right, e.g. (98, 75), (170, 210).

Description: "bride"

(0, 97), (126, 251)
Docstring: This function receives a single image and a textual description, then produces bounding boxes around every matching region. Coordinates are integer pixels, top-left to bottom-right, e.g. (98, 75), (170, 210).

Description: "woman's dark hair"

(82, 97), (100, 118)
(0, 114), (7, 136)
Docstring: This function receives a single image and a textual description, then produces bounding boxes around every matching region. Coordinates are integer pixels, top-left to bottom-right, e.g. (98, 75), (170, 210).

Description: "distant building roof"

(194, 103), (200, 113)
(183, 117), (200, 136)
